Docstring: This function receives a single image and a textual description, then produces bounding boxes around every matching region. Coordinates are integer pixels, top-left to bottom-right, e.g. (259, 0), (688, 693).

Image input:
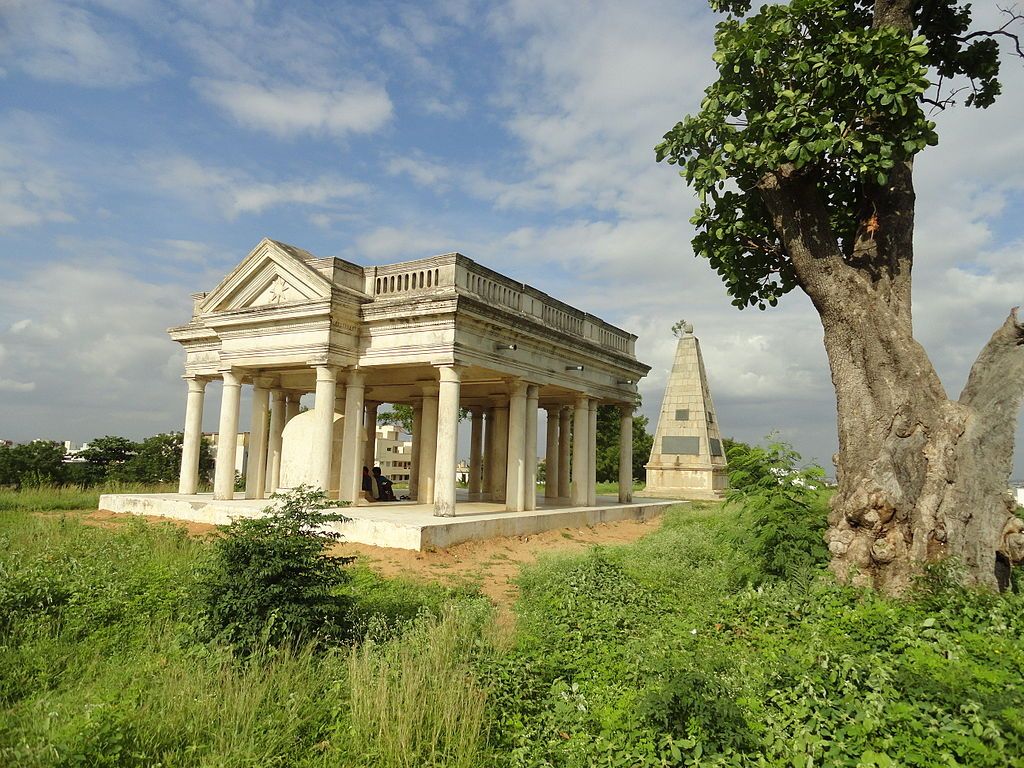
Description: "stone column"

(505, 381), (527, 512)
(285, 392), (301, 422)
(481, 407), (494, 499)
(178, 377), (207, 495)
(311, 366), (338, 493)
(213, 370), (242, 500)
(588, 399), (598, 507)
(571, 395), (590, 506)
(434, 366), (462, 517)
(417, 384), (439, 503)
(524, 384), (539, 511)
(558, 406), (571, 499)
(618, 404), (633, 503)
(364, 400), (379, 470)
(491, 400), (509, 502)
(468, 407), (484, 499)
(409, 402), (423, 501)
(265, 388), (285, 494)
(543, 407), (559, 501)
(340, 371), (366, 504)
(245, 378), (270, 500)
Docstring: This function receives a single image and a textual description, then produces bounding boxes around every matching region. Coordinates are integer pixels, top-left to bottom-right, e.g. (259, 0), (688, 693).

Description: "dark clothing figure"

(362, 466), (373, 496)
(372, 467), (396, 501)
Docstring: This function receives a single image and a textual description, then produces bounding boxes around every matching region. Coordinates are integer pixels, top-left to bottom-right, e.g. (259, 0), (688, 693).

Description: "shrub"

(195, 486), (353, 654)
(725, 438), (829, 583)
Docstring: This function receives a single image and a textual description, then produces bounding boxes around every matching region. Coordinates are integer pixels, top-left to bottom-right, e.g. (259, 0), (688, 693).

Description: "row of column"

(179, 368), (635, 512)
(178, 373), (307, 499)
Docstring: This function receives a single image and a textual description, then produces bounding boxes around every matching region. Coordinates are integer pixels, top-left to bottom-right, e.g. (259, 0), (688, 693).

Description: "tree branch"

(756, 164), (852, 315)
(957, 7), (1024, 59)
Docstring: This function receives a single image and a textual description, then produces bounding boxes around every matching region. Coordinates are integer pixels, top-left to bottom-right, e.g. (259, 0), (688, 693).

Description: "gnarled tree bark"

(758, 159), (1024, 593)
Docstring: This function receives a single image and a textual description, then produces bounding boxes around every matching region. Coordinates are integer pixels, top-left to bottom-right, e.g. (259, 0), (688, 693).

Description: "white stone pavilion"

(169, 238), (651, 519)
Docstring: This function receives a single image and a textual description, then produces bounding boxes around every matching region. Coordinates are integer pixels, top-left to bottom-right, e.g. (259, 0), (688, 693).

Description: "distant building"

(1015, 486), (1024, 509)
(375, 424), (412, 482)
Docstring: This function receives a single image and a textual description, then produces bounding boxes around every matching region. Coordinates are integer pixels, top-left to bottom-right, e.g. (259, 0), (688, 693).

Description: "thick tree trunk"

(822, 304), (1024, 593)
(758, 164), (1024, 594)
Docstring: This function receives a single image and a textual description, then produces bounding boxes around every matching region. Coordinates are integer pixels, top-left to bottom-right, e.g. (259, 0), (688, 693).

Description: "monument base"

(97, 491), (677, 551)
(636, 486), (727, 501)
(640, 463), (728, 501)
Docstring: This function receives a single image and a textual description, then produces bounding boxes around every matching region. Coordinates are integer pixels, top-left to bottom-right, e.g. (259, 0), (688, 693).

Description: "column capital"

(421, 383), (440, 397)
(574, 392), (590, 408)
(344, 368), (366, 388)
(315, 365), (338, 383)
(251, 375), (274, 389)
(270, 389), (286, 403)
(220, 368), (242, 387)
(184, 376), (209, 392)
(619, 402), (634, 416)
(436, 364), (463, 384)
(364, 399), (382, 410)
(506, 379), (528, 397)
(526, 383), (539, 399)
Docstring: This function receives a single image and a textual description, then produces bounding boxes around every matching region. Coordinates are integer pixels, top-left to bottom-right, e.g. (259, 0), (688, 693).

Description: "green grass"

(2, 492), (1022, 767)
(0, 482), (178, 512)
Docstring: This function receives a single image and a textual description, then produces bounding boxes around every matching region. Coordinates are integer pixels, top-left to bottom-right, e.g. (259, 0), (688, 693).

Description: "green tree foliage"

(196, 486), (353, 655)
(725, 438), (829, 582)
(656, 0), (1007, 309)
(0, 441), (66, 489)
(69, 435), (137, 485)
(119, 432), (214, 485)
(378, 404), (415, 435)
(594, 404), (655, 483)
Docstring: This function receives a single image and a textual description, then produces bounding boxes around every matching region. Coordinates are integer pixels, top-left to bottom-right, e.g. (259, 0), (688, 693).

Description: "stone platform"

(98, 490), (679, 551)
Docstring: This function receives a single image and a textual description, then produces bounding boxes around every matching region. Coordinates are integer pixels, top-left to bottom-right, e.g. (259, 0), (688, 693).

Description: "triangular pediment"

(198, 238), (334, 315)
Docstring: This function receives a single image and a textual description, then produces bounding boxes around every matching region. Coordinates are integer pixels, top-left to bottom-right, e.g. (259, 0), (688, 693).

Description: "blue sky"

(1, 0), (1022, 477)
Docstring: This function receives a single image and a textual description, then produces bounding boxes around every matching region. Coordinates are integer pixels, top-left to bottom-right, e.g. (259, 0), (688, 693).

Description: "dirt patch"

(332, 517), (663, 624)
(76, 508), (663, 621)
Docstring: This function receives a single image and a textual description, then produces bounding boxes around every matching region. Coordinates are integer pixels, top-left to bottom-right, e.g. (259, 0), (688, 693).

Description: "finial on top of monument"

(671, 319), (693, 338)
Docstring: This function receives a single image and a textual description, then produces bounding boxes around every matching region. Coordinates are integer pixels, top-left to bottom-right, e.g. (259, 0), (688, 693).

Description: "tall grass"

(0, 482), (178, 512)
(347, 603), (493, 768)
(0, 505), (486, 767)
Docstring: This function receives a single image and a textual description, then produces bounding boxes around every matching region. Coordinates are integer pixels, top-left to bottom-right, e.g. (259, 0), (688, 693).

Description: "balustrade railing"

(369, 254), (635, 356)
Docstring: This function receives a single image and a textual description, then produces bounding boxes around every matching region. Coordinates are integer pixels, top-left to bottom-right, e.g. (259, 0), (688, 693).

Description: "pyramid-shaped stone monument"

(639, 320), (728, 500)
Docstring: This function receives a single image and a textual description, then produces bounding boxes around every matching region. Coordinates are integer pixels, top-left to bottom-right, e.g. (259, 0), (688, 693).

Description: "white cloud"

(142, 154), (369, 219)
(0, 378), (36, 393)
(0, 111), (78, 230)
(354, 225), (462, 262)
(387, 156), (453, 189)
(194, 79), (393, 139)
(0, 255), (193, 440)
(0, 0), (168, 87)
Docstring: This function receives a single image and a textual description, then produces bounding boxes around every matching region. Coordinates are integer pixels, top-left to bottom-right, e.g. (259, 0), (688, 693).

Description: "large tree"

(657, 0), (1024, 592)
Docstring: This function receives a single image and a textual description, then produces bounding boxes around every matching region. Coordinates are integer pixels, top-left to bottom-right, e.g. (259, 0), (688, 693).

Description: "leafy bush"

(725, 438), (829, 583)
(196, 486), (354, 654)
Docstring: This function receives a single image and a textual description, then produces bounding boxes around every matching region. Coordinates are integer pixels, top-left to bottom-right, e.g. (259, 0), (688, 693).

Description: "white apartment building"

(375, 424), (412, 482)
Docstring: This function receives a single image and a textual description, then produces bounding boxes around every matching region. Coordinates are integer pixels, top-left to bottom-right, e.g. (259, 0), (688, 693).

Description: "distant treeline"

(0, 434), (214, 489)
